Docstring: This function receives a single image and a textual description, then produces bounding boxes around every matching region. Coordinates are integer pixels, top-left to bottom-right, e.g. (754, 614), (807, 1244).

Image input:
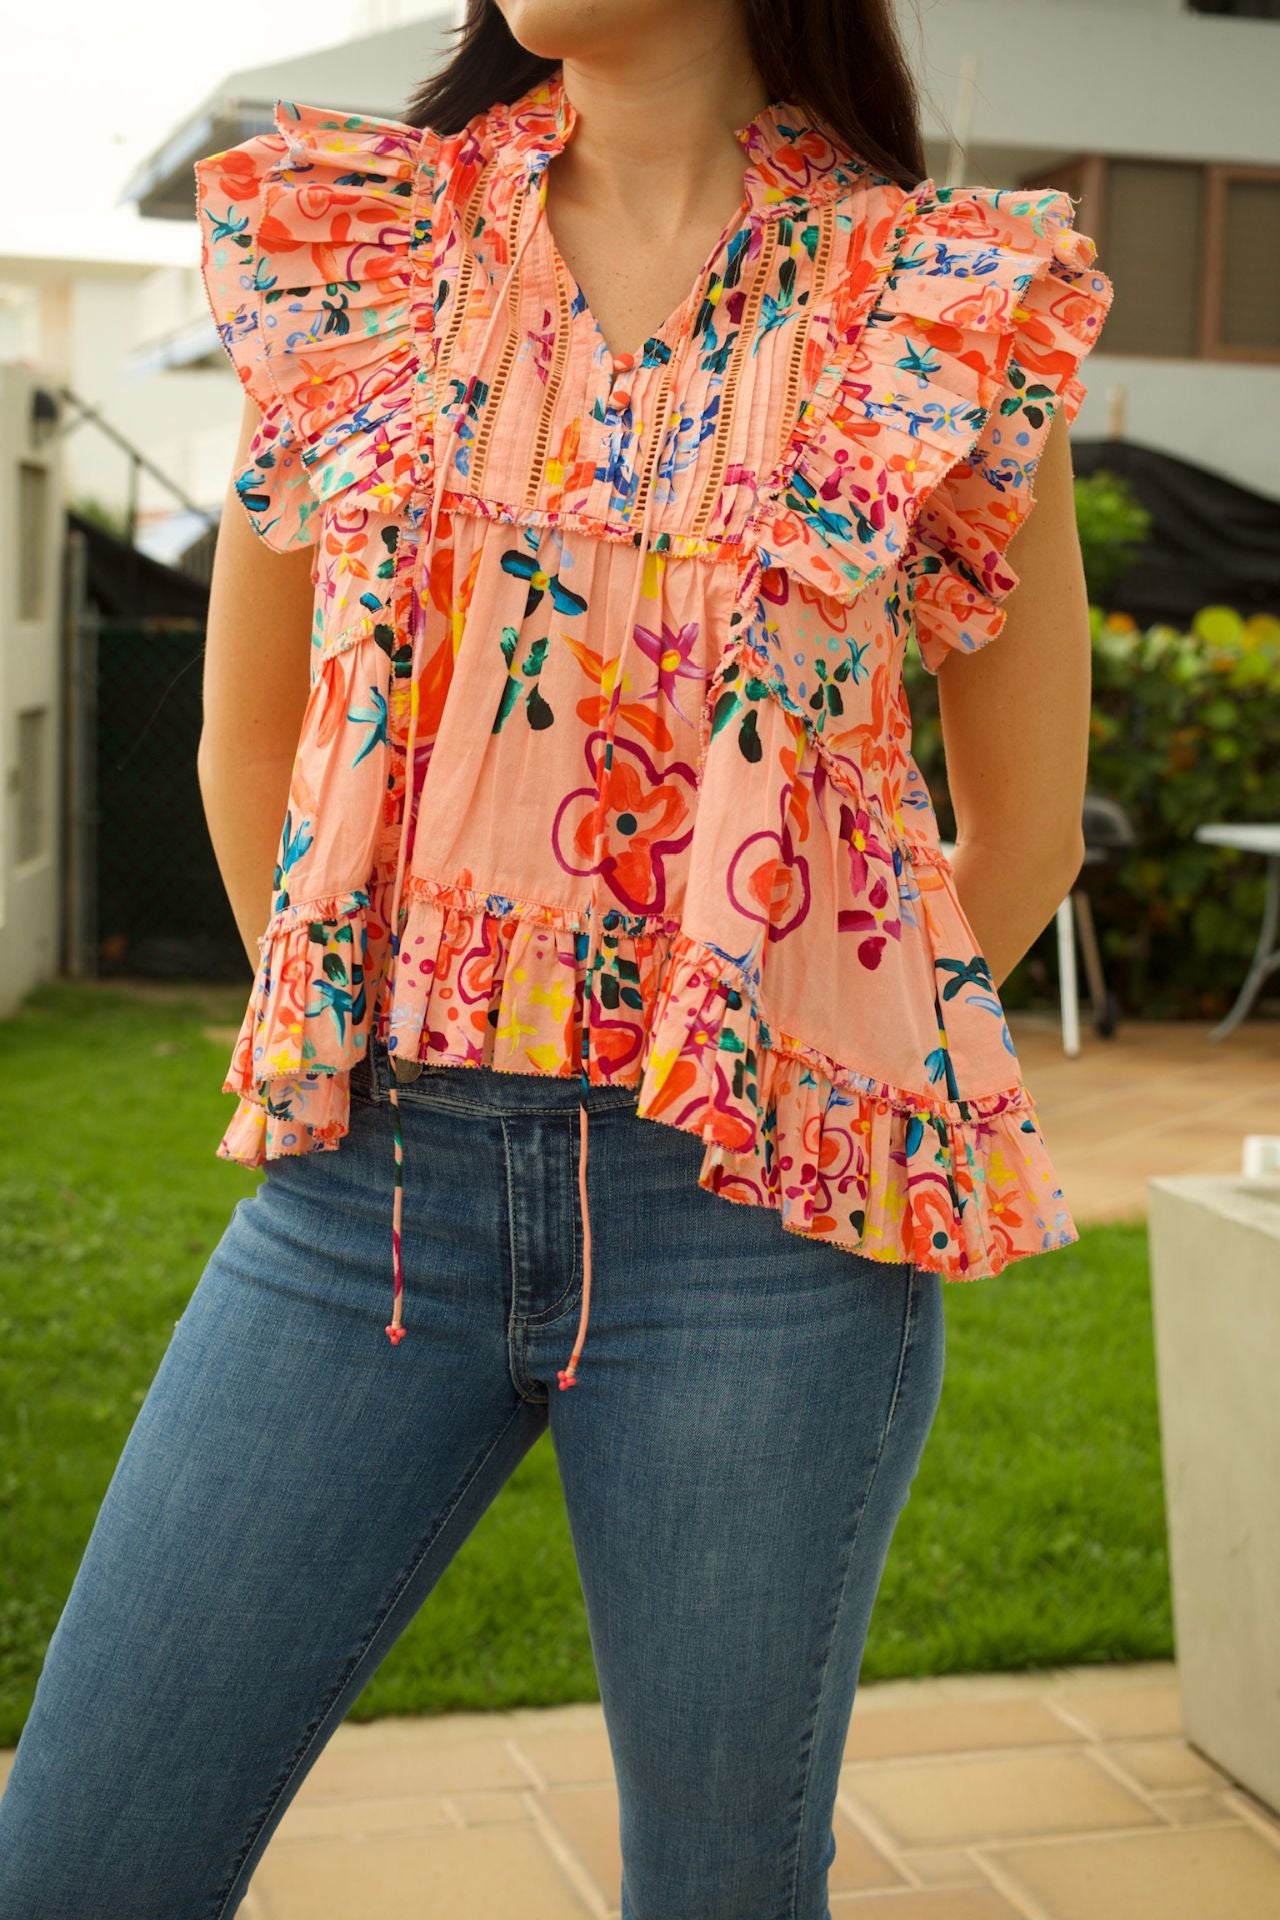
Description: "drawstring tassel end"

(386, 1075), (408, 1346)
(558, 1093), (593, 1390)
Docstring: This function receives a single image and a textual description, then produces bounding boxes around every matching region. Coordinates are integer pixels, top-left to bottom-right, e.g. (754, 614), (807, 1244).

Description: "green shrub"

(1074, 467), (1152, 608)
(1088, 608), (1280, 1016)
(69, 496), (131, 541)
(905, 607), (1280, 1019)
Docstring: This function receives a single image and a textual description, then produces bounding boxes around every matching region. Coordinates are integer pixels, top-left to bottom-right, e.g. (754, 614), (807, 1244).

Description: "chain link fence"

(65, 607), (246, 982)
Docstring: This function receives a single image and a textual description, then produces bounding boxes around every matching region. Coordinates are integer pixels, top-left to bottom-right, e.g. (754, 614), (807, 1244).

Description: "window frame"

(1016, 154), (1280, 366)
(1203, 162), (1280, 364)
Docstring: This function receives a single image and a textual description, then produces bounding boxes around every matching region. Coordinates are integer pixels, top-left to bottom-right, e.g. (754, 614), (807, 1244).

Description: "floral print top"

(194, 65), (1113, 1373)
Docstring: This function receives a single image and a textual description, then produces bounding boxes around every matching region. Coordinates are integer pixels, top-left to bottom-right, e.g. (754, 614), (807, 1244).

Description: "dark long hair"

(402, 0), (927, 191)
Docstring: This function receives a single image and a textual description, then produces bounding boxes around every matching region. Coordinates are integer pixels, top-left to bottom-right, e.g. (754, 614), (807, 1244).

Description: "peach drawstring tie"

(382, 150), (682, 1395)
(556, 371), (680, 1388)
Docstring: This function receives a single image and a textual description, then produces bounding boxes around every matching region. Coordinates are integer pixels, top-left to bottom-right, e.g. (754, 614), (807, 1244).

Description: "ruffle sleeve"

(194, 99), (430, 552)
(888, 185), (1114, 673)
(197, 101), (437, 1162)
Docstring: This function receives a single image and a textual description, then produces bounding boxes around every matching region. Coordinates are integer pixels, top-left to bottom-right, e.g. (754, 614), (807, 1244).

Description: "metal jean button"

(392, 1056), (424, 1083)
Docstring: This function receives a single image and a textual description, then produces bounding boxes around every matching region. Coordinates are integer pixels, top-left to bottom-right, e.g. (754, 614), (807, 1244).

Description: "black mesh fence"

(82, 616), (246, 981)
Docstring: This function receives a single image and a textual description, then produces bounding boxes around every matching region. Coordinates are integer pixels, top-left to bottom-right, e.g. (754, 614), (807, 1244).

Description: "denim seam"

(781, 1267), (920, 1920)
(211, 1397), (535, 1920)
(500, 1114), (549, 1404)
(569, 1114), (579, 1304)
(389, 1087), (639, 1118)
(520, 1114), (583, 1334)
(366, 1034), (638, 1115)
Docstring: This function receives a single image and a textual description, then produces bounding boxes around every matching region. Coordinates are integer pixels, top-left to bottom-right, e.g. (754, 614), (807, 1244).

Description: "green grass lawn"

(0, 978), (1170, 1744)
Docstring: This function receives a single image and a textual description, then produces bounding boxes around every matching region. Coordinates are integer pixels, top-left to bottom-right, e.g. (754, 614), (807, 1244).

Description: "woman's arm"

(935, 406), (1091, 992)
(197, 393), (316, 973)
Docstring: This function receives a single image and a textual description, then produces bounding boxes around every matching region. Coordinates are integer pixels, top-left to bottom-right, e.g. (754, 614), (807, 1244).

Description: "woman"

(0, 0), (1112, 1913)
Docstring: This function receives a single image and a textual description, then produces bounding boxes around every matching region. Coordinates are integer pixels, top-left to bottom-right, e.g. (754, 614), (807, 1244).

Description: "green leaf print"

(738, 708), (763, 763)
(526, 685), (554, 730)
(710, 687), (742, 737)
(493, 674), (521, 731)
(493, 626), (555, 732)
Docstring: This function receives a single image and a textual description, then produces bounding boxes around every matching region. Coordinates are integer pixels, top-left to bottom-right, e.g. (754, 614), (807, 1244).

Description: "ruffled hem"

(215, 887), (371, 1162)
(217, 1070), (354, 1163)
(218, 876), (1077, 1279)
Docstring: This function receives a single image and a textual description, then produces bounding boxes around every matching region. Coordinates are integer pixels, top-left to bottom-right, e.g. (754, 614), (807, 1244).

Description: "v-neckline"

(537, 179), (753, 376)
(493, 65), (854, 378)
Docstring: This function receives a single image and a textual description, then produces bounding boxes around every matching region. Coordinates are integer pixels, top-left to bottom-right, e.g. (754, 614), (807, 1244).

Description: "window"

(16, 707), (48, 864)
(1107, 163), (1203, 359)
(1215, 173), (1280, 354)
(1019, 156), (1280, 363)
(18, 461), (49, 621)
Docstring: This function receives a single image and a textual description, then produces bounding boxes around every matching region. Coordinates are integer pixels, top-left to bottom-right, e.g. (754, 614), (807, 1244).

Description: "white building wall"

(909, 0), (1276, 170)
(65, 275), (233, 527)
(0, 364), (63, 1015)
(0, 260), (235, 537)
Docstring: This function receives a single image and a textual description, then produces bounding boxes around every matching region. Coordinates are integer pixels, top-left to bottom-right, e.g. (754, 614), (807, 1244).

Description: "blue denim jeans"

(0, 1040), (946, 1920)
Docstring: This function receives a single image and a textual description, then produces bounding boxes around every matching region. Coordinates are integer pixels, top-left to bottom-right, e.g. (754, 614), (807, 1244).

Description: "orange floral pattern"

(194, 66), (1113, 1278)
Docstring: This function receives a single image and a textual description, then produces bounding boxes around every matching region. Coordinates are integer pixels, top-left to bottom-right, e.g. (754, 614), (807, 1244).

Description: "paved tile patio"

(1009, 1011), (1280, 1224)
(3, 1660), (1278, 1916)
(221, 1664), (1280, 1917)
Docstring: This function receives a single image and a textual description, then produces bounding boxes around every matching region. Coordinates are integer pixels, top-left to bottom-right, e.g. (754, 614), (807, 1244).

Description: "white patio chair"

(940, 793), (1135, 1059)
(1192, 823), (1280, 1042)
